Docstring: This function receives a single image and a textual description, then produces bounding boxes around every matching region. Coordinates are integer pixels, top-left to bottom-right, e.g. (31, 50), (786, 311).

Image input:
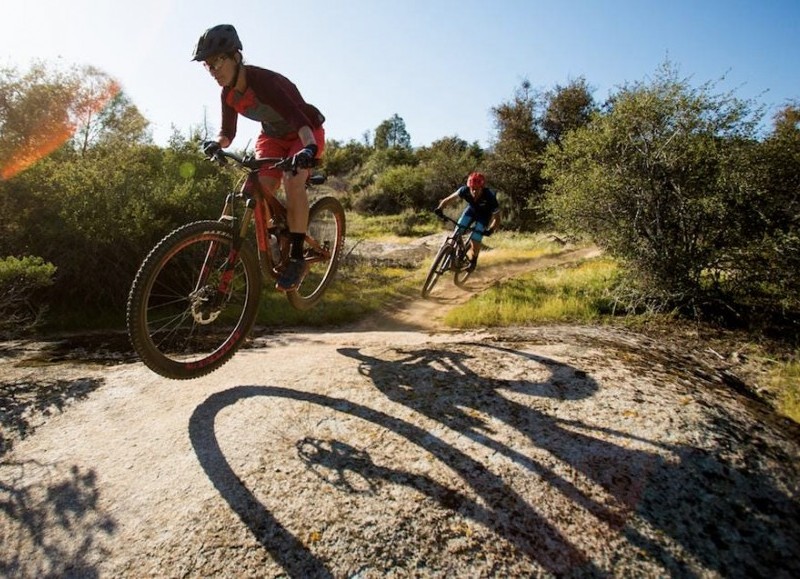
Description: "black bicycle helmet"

(191, 24), (243, 61)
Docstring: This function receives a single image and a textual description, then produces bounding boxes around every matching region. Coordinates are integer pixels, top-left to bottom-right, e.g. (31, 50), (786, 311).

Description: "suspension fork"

(195, 191), (256, 303)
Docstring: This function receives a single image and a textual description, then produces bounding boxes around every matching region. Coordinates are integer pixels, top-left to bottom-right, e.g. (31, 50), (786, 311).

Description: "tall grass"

(254, 261), (419, 328)
(770, 357), (800, 424)
(444, 257), (619, 328)
(346, 210), (439, 239)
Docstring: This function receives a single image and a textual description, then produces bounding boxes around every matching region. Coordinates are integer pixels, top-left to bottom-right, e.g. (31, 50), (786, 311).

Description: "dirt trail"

(1, 248), (799, 578)
(355, 245), (602, 332)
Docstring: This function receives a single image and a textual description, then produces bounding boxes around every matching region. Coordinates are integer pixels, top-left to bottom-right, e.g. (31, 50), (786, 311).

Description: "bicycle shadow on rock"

(0, 459), (116, 577)
(189, 384), (600, 577)
(337, 342), (800, 577)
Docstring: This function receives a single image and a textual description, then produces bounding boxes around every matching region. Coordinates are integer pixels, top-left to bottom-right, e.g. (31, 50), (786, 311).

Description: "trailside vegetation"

(0, 60), (797, 347)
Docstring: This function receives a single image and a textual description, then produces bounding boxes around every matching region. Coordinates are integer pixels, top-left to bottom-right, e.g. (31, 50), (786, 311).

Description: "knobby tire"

(421, 242), (454, 297)
(286, 196), (347, 310)
(126, 220), (262, 380)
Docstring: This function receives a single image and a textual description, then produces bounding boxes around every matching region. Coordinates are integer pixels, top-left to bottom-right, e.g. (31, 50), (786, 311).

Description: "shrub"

(0, 256), (56, 337)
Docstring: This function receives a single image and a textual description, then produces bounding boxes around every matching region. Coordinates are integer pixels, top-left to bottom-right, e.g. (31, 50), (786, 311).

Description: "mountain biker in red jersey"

(192, 24), (325, 292)
(435, 172), (501, 271)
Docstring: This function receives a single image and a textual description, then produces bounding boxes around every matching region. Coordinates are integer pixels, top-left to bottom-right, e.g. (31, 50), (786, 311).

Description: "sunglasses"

(204, 55), (229, 72)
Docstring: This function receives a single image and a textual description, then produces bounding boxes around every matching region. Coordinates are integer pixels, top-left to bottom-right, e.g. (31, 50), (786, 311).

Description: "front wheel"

(421, 242), (454, 298)
(126, 220), (262, 380)
(286, 196), (346, 310)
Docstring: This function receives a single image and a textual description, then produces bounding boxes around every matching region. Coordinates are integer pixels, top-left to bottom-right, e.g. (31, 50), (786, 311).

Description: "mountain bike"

(126, 149), (346, 380)
(421, 212), (479, 298)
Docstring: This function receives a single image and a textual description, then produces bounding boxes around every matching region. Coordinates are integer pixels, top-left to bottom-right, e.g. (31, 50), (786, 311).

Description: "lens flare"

(0, 79), (121, 181)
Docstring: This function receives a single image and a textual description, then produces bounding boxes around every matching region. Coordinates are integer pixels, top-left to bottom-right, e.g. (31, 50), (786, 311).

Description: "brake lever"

(270, 158), (296, 174)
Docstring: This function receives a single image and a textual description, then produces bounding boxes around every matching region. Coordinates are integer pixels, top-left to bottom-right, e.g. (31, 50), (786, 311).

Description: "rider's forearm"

(437, 192), (459, 208)
(298, 126), (316, 148)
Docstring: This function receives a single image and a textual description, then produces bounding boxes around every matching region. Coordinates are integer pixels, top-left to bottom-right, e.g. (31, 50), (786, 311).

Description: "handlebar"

(208, 149), (294, 172)
(433, 210), (480, 233)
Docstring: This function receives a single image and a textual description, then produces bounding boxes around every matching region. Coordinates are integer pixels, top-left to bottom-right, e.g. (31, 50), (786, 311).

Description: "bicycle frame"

(214, 153), (292, 281)
(442, 215), (480, 266)
(207, 151), (332, 284)
(421, 214), (480, 297)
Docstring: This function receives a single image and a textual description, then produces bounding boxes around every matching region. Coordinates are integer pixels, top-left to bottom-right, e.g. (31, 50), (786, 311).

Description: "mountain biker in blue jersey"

(435, 172), (501, 271)
(192, 24), (325, 292)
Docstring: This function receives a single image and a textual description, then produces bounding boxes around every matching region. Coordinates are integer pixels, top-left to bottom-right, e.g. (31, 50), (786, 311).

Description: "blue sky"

(2, 0), (798, 150)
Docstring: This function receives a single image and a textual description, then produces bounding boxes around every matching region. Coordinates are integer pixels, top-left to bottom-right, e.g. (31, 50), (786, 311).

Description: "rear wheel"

(286, 196), (346, 310)
(421, 242), (454, 298)
(126, 221), (262, 380)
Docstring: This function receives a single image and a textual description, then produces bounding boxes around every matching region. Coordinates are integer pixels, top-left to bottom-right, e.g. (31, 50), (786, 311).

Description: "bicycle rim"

(287, 196), (346, 310)
(421, 243), (453, 297)
(126, 221), (262, 379)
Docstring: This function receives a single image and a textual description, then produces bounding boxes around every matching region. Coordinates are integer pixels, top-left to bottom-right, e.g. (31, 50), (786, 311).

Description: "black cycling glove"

(292, 144), (318, 169)
(202, 140), (221, 158)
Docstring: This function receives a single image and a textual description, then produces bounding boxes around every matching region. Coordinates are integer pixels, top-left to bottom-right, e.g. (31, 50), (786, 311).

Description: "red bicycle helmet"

(467, 172), (486, 189)
(192, 24), (243, 61)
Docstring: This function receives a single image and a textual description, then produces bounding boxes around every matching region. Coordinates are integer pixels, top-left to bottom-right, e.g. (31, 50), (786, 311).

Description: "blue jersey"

(456, 185), (500, 225)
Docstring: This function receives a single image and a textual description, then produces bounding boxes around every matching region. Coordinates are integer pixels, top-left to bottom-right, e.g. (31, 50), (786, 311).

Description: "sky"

(2, 0), (799, 150)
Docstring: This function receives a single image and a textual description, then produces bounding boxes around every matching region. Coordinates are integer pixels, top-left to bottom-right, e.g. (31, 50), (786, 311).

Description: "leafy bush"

(543, 63), (769, 317)
(0, 256), (56, 336)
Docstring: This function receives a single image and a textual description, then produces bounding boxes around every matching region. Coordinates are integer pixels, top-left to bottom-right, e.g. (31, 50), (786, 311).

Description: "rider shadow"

(336, 343), (800, 577)
(338, 345), (650, 527)
(189, 384), (599, 576)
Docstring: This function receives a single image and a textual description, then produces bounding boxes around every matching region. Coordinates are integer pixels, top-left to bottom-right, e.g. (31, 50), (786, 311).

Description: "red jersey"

(220, 65), (324, 142)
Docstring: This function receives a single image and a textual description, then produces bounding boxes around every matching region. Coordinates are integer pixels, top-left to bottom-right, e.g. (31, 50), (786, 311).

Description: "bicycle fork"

(196, 193), (255, 307)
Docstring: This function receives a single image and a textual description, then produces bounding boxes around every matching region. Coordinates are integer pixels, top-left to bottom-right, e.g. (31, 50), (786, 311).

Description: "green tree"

(416, 136), (484, 205)
(542, 77), (596, 147)
(732, 101), (800, 314)
(374, 114), (411, 150)
(322, 138), (371, 176)
(0, 62), (77, 179)
(544, 62), (765, 314)
(72, 68), (150, 154)
(485, 80), (547, 228)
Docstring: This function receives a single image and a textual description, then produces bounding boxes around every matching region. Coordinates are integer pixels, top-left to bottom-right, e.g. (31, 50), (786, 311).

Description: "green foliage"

(486, 80), (547, 227)
(0, 255), (56, 336)
(322, 138), (371, 176)
(348, 146), (418, 198)
(350, 136), (484, 216)
(0, 61), (149, 179)
(370, 165), (428, 212)
(374, 113), (411, 150)
(0, 133), (234, 314)
(485, 79), (596, 229)
(443, 257), (619, 328)
(542, 76), (597, 147)
(416, 136), (484, 195)
(543, 62), (771, 318)
(731, 101), (800, 315)
(770, 356), (800, 423)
